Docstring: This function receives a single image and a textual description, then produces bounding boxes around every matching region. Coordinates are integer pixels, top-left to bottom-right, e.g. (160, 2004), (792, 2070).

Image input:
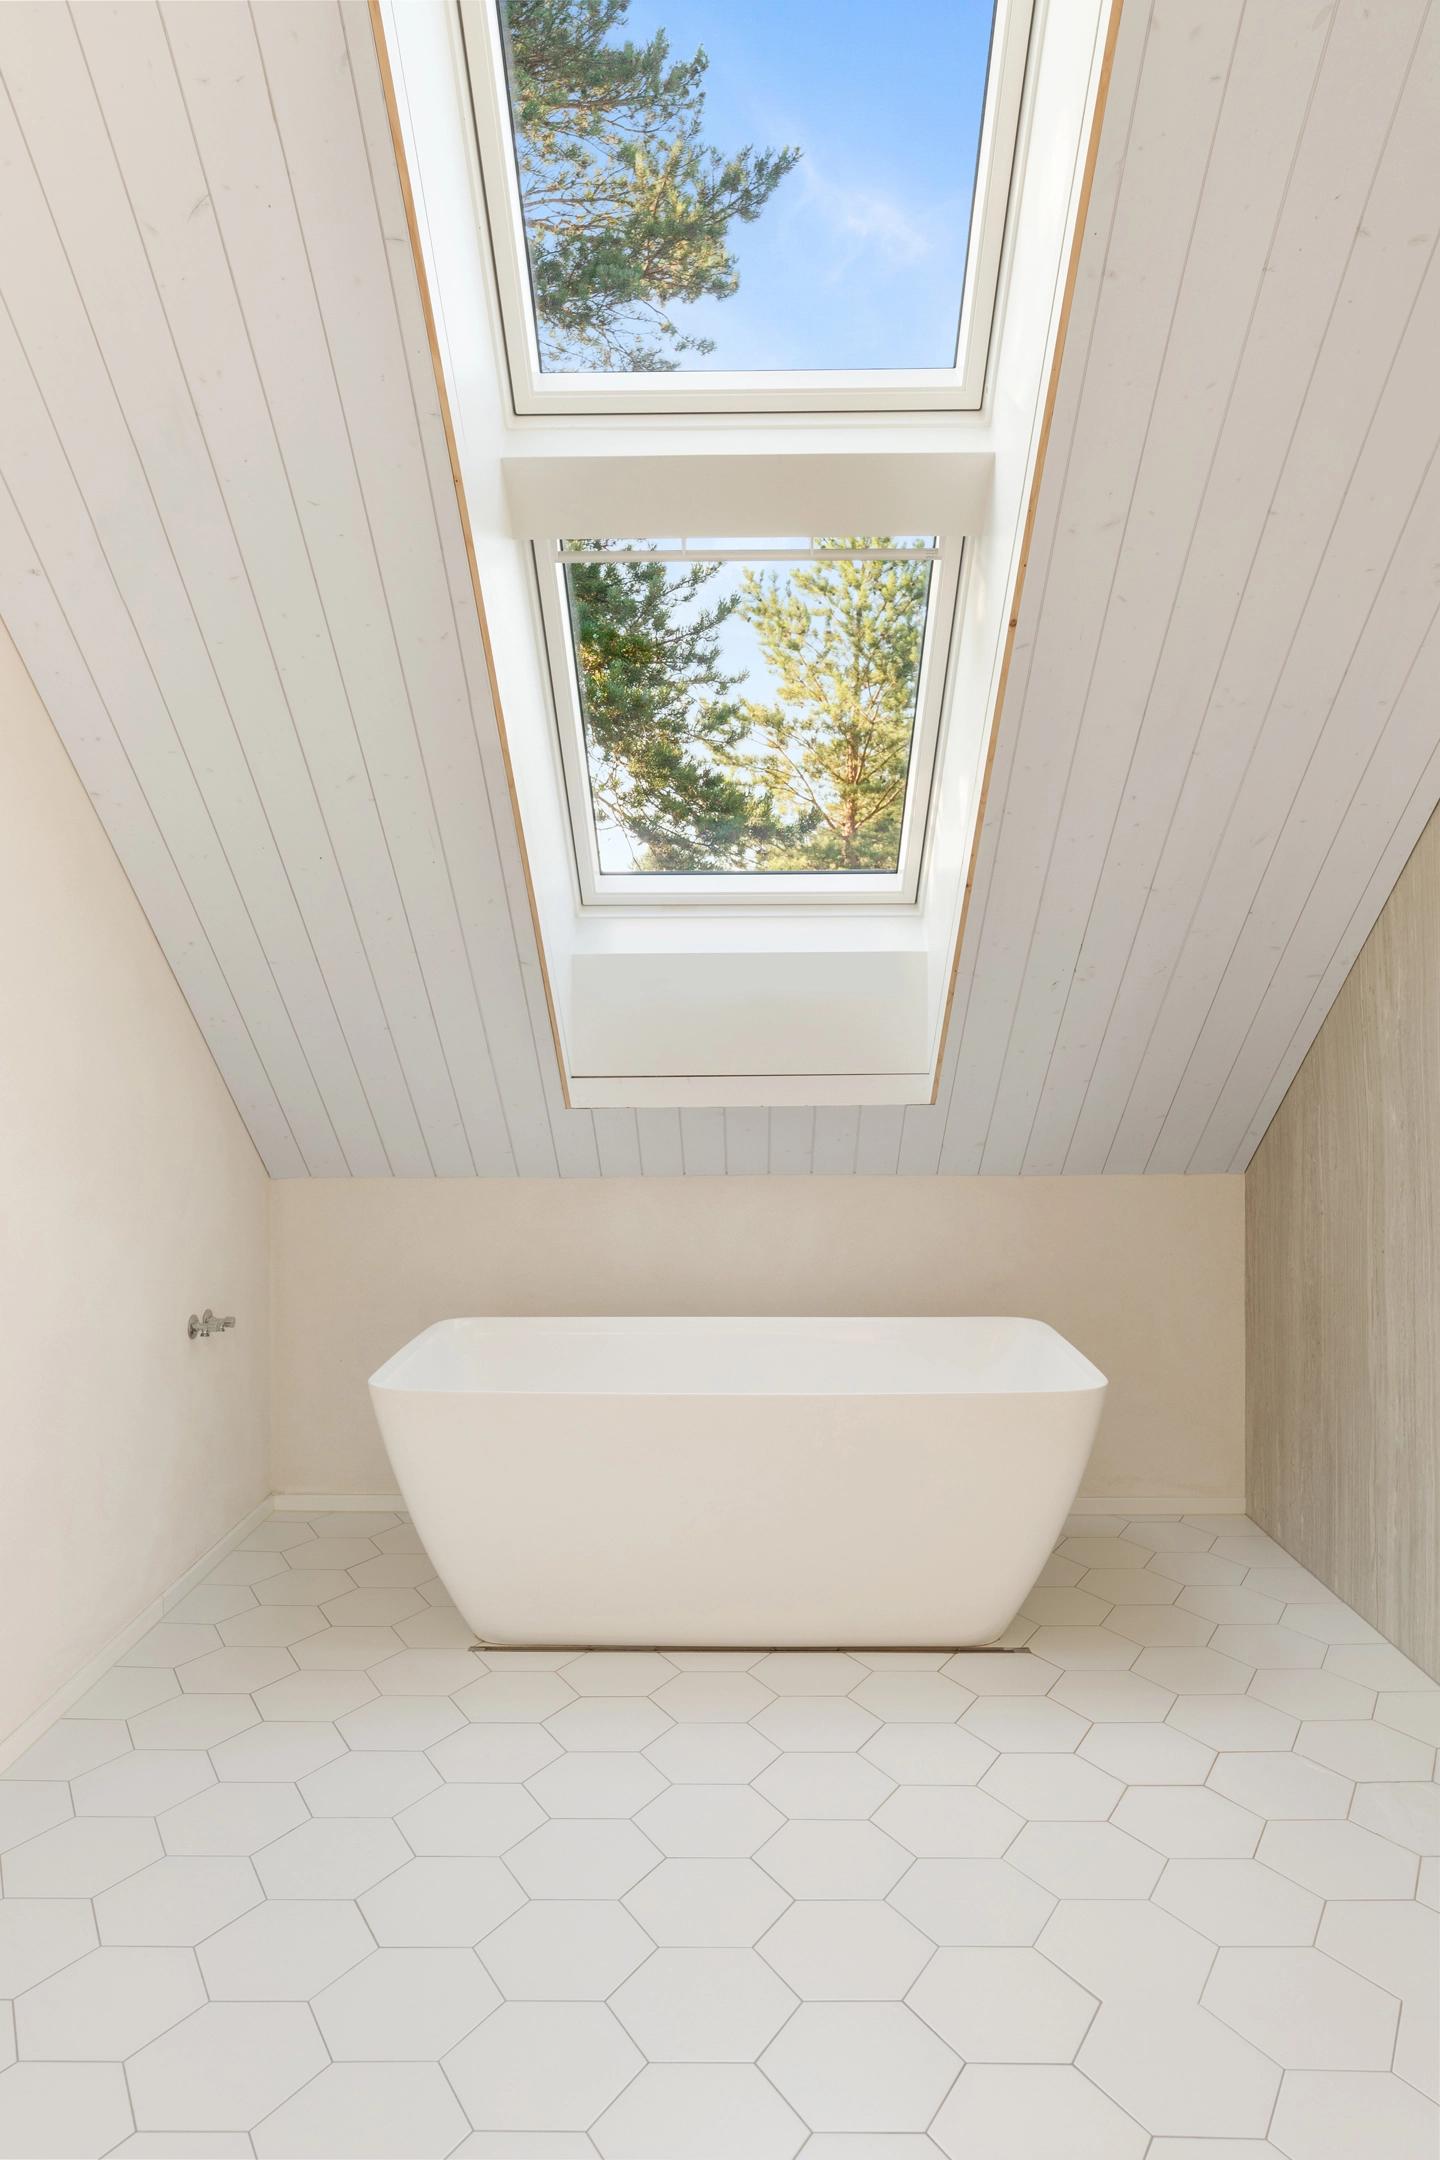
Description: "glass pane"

(496, 0), (997, 375)
(563, 540), (934, 874)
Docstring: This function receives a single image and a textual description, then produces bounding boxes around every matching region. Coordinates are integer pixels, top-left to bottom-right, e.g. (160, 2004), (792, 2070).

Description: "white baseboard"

(273, 1492), (405, 1513)
(1071, 1495), (1248, 1516)
(0, 1493), (273, 1776)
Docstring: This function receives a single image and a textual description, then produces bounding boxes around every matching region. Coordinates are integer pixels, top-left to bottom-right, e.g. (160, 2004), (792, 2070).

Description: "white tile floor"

(0, 1509), (1436, 2158)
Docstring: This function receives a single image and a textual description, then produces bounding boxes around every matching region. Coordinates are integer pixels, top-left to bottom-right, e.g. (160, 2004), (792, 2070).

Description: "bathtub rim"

(368, 1313), (1108, 1401)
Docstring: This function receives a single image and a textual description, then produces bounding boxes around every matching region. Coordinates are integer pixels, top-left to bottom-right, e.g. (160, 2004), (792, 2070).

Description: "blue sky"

(534, 0), (997, 372)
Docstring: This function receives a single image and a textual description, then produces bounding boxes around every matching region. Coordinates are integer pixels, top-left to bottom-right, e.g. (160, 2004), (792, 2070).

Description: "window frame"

(533, 535), (964, 910)
(457, 0), (1036, 417)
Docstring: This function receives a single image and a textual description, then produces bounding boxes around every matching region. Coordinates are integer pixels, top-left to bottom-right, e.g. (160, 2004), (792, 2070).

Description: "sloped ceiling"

(1, 0), (1437, 1179)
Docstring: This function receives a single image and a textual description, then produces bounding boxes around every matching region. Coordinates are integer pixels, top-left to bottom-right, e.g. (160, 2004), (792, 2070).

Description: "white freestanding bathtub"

(369, 1316), (1106, 1647)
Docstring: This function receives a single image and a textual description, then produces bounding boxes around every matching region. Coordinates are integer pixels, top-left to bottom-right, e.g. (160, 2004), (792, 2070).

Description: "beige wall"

(0, 631), (270, 1741)
(1248, 804), (1440, 1678)
(271, 1172), (1244, 1503)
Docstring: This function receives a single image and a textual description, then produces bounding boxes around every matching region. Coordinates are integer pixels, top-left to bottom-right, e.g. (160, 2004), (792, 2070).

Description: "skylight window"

(537, 537), (953, 900)
(464, 0), (1032, 409)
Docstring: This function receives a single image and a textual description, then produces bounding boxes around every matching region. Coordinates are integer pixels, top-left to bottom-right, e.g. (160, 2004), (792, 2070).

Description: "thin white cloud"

(796, 160), (940, 274)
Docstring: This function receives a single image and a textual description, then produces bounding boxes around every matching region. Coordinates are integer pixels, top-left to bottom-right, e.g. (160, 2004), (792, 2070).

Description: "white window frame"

(533, 536), (963, 909)
(456, 0), (1036, 417)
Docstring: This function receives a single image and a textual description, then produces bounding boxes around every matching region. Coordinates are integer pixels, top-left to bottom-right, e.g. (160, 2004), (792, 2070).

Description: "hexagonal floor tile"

(1166, 1703), (1294, 1760)
(1248, 1669), (1376, 1720)
(478, 1899), (651, 1999)
(760, 2001), (958, 2132)
(128, 2002), (327, 2131)
(197, 1899), (372, 1999)
(981, 1752), (1125, 1819)
(360, 1858), (525, 1945)
(0, 1782), (73, 1853)
(591, 2062), (805, 2160)
(1057, 1538), (1152, 1572)
(1350, 1780), (1440, 1855)
(94, 1856), (262, 1946)
(907, 1947), (1096, 2062)
(253, 1570), (355, 1609)
(960, 1700), (1087, 1753)
(635, 1785), (784, 1857)
(1153, 1856), (1322, 1945)
(70, 1749), (216, 1819)
(322, 1588), (427, 1628)
(623, 1858), (789, 1946)
(1296, 1719), (1434, 1781)
(1130, 1649), (1253, 1695)
(750, 1652), (869, 1696)
(1202, 1946), (1398, 2068)
(849, 1673), (974, 1722)
(1110, 1787), (1261, 1859)
(1206, 1625), (1326, 1670)
(753, 1750), (894, 1819)
(178, 1649), (298, 1695)
(751, 1697), (880, 1752)
(861, 1725), (996, 1785)
(560, 1651), (680, 1696)
(430, 1724), (562, 1783)
(543, 1698), (673, 1752)
(210, 1722), (345, 1781)
(1035, 1897), (1216, 2004)
(1102, 1604), (1216, 1647)
(757, 1899), (932, 2000)
(333, 1697), (465, 1751)
(252, 2061), (470, 2159)
(68, 1666), (184, 1718)
(1077, 2000), (1280, 2137)
(3, 1815), (160, 1897)
(0, 1899), (98, 1995)
(1007, 1821), (1163, 1898)
(368, 1650), (483, 1697)
(887, 1858), (1054, 1946)
(254, 1818), (410, 1900)
(757, 1820), (910, 1898)
(643, 1724), (777, 1785)
(159, 1782), (308, 1857)
(253, 1671), (376, 1723)
(1206, 1750), (1353, 1820)
(14, 1947), (203, 2059)
(932, 2062), (1147, 2159)
(1268, 2071), (1439, 2160)
(611, 1947), (796, 2060)
(313, 1947), (499, 2059)
(132, 1697), (263, 1752)
(1255, 1819), (1417, 1900)
(526, 1750), (666, 1818)
(444, 2002), (641, 2130)
(873, 1786), (1021, 1857)
(453, 1672), (578, 1723)
(0, 2063), (134, 2158)
(941, 1653), (1061, 1696)
(506, 1819), (660, 1898)
(293, 1625), (406, 1669)
(647, 1674), (772, 1725)
(398, 1782), (545, 1855)
(213, 1607), (327, 1651)
(123, 1623), (222, 1667)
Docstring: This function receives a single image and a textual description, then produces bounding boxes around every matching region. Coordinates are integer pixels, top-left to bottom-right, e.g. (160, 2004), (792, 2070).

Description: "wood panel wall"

(1247, 804), (1440, 1677)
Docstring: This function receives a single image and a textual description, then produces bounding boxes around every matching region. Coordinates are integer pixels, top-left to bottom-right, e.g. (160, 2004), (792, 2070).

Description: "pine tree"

(502, 0), (798, 371)
(737, 545), (929, 870)
(568, 551), (776, 869)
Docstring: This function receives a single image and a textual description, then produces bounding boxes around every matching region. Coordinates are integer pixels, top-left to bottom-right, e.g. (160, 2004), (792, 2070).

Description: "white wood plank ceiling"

(1, 0), (1437, 1179)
